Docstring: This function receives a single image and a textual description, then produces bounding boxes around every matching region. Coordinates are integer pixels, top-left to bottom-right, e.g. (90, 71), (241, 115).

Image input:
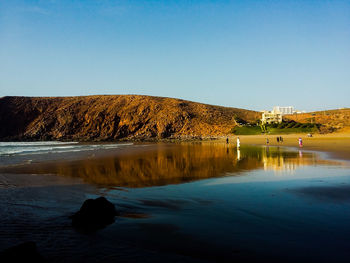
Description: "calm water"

(1, 142), (350, 262)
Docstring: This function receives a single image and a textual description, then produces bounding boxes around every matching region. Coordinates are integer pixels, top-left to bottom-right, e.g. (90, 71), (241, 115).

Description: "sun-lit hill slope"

(284, 108), (350, 132)
(0, 95), (261, 140)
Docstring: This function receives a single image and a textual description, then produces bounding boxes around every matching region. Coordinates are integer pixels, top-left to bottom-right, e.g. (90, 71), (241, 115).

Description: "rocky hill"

(0, 95), (260, 141)
(284, 108), (350, 133)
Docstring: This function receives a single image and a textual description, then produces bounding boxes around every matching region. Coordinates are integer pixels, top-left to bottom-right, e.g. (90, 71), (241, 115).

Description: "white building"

(272, 106), (306, 115)
(261, 106), (306, 124)
(273, 106), (294, 115)
(261, 110), (282, 124)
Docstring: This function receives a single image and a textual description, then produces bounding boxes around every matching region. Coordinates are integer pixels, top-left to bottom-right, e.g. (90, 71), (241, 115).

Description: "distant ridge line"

(0, 95), (261, 141)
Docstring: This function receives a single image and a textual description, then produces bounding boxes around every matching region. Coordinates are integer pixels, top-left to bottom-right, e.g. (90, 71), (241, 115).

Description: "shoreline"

(1, 134), (350, 175)
(0, 142), (159, 168)
(1, 133), (350, 166)
(224, 133), (350, 161)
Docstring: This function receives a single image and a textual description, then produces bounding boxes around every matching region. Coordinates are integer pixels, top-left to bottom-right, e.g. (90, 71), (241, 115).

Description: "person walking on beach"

(266, 138), (269, 145)
(277, 137), (280, 143)
(298, 137), (303, 148)
(226, 137), (229, 144)
(280, 136), (283, 143)
(236, 137), (240, 148)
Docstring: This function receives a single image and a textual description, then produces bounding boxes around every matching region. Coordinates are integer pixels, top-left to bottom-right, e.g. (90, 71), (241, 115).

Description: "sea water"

(0, 143), (350, 262)
(0, 141), (134, 166)
(0, 141), (133, 156)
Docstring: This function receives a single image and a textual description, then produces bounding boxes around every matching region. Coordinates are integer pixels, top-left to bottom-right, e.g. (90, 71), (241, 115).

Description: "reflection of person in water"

(236, 137), (240, 148)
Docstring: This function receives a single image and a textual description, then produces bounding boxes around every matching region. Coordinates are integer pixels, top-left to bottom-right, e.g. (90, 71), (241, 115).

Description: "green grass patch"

(231, 126), (263, 135)
(268, 127), (319, 134)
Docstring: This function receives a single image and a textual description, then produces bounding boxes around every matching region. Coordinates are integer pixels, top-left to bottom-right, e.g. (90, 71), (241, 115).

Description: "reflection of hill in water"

(0, 143), (340, 187)
(260, 147), (342, 173)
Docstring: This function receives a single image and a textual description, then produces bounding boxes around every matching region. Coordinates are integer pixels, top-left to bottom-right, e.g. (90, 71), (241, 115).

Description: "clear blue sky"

(0, 0), (349, 111)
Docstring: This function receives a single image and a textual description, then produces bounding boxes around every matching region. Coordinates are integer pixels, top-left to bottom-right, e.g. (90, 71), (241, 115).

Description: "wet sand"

(224, 133), (350, 161)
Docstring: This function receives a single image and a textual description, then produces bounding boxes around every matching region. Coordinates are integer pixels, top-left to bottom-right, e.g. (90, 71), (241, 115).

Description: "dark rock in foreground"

(71, 197), (117, 232)
(0, 242), (45, 263)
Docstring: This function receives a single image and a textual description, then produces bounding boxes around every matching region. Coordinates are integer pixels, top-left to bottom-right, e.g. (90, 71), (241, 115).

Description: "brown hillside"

(284, 108), (350, 132)
(0, 95), (260, 141)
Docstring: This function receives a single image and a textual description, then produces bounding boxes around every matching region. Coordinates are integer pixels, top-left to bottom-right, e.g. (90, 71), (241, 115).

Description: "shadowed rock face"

(0, 95), (260, 140)
(70, 197), (117, 232)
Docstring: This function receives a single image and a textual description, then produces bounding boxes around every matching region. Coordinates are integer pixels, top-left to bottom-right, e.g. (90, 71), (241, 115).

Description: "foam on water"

(0, 141), (133, 156)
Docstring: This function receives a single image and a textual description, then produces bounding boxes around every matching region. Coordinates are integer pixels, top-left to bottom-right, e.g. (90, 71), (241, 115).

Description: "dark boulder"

(0, 242), (45, 263)
(70, 197), (117, 232)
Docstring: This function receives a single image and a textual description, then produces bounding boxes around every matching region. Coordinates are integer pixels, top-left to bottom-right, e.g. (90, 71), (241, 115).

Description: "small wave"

(0, 141), (78, 146)
(0, 142), (133, 156)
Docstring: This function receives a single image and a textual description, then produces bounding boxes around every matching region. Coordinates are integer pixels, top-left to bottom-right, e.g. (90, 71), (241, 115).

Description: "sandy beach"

(225, 133), (350, 161)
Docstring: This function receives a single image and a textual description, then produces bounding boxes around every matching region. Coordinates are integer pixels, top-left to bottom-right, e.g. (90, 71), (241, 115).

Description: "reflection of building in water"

(262, 147), (304, 174)
(260, 147), (342, 174)
(263, 155), (298, 174)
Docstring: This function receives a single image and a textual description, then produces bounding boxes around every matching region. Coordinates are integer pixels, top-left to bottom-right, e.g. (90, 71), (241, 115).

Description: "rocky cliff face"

(284, 108), (350, 132)
(0, 95), (260, 141)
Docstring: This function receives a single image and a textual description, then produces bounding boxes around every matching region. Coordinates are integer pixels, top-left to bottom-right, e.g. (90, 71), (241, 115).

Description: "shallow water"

(1, 142), (350, 262)
(0, 141), (134, 156)
(0, 141), (135, 167)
